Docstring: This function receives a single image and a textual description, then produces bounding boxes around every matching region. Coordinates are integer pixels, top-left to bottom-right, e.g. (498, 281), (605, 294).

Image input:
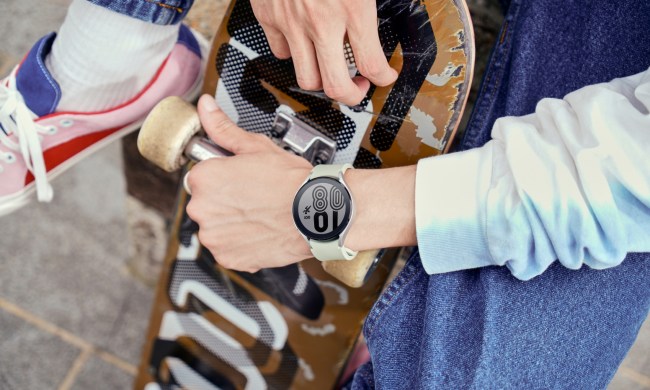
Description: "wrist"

(343, 165), (417, 252)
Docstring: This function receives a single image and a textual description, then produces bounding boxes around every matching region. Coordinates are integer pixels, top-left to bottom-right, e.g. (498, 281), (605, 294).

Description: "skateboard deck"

(135, 0), (474, 388)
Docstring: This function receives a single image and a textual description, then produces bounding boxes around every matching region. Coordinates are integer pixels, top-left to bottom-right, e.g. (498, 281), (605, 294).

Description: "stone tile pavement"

(0, 0), (647, 389)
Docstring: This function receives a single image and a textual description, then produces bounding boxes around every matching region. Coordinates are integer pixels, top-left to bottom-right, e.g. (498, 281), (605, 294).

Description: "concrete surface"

(0, 0), (647, 389)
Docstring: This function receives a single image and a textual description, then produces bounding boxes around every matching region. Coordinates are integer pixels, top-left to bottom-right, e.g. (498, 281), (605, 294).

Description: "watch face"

(293, 177), (352, 241)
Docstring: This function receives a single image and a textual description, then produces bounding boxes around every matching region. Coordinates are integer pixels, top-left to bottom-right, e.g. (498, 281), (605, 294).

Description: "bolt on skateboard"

(135, 0), (474, 387)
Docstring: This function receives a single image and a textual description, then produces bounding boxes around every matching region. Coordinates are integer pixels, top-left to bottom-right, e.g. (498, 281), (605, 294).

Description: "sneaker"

(0, 24), (208, 216)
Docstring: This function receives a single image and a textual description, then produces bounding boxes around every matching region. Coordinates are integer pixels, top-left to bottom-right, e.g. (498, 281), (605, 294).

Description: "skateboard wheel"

(138, 96), (202, 172)
(321, 249), (382, 288)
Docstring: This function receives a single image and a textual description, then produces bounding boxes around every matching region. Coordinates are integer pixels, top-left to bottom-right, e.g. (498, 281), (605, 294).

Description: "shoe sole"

(0, 29), (210, 218)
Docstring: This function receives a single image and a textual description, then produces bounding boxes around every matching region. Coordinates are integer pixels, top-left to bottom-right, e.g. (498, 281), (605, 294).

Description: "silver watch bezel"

(292, 168), (355, 250)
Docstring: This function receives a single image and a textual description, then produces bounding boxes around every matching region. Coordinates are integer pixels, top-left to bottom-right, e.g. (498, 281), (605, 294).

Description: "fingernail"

(200, 94), (219, 112)
(183, 172), (192, 195)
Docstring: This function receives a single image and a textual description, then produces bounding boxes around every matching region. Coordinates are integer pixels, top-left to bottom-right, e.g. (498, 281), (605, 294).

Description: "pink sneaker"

(0, 25), (206, 216)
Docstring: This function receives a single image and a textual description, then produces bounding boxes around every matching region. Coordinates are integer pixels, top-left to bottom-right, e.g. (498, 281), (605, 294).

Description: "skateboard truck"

(137, 97), (335, 170)
(272, 111), (336, 166)
(138, 96), (383, 288)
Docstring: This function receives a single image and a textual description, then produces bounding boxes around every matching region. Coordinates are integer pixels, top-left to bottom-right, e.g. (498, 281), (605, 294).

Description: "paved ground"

(0, 0), (648, 389)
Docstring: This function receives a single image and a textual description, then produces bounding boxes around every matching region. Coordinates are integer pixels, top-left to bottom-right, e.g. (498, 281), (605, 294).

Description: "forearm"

(188, 67), (650, 279)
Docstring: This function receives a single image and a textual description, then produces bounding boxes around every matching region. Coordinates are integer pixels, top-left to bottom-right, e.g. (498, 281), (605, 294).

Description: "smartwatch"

(292, 164), (358, 261)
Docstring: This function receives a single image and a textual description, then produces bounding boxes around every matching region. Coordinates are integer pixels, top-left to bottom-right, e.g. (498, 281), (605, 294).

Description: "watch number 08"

(312, 185), (345, 233)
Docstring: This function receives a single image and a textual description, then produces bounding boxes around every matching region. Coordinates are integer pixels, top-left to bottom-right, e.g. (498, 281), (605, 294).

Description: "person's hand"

(250, 0), (398, 106)
(186, 95), (417, 273)
(185, 95), (313, 272)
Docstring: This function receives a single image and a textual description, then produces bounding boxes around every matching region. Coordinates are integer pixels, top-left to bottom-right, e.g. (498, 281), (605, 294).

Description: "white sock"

(45, 0), (180, 112)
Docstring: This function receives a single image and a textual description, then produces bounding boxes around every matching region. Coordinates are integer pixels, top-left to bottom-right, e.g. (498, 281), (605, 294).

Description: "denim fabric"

(354, 252), (650, 389)
(459, 0), (650, 152)
(86, 0), (194, 25)
(352, 0), (650, 388)
(16, 34), (61, 117)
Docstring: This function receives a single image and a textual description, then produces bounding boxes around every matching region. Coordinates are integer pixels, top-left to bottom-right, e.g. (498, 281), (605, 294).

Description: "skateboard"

(135, 0), (474, 388)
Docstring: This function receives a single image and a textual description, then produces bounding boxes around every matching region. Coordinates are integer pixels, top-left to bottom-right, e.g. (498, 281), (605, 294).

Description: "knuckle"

(186, 167), (201, 186)
(214, 119), (234, 135)
(197, 229), (212, 247)
(256, 13), (273, 26)
(209, 114), (235, 135)
(185, 200), (200, 221)
(228, 139), (243, 154)
(199, 233), (222, 257)
(186, 162), (210, 190)
(271, 46), (291, 60)
(263, 32), (291, 59)
(219, 257), (235, 270)
(323, 84), (348, 100)
(357, 60), (382, 79)
(297, 78), (318, 90)
(296, 75), (321, 91)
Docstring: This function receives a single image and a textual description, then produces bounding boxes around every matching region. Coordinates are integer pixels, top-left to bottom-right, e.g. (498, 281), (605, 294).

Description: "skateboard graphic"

(135, 0), (474, 388)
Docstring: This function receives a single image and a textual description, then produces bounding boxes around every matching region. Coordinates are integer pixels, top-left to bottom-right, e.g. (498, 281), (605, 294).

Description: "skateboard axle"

(184, 136), (231, 163)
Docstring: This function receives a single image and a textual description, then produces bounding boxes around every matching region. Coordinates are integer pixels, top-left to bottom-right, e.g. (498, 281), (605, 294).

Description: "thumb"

(197, 95), (270, 155)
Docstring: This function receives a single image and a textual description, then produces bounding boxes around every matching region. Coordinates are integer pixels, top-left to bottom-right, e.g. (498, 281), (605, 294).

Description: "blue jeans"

(351, 0), (650, 388)
(92, 0), (650, 387)
(353, 253), (649, 389)
(87, 0), (194, 25)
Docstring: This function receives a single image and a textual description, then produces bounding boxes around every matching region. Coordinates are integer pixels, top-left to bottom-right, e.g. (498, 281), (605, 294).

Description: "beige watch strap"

(309, 163), (352, 180)
(310, 239), (358, 261)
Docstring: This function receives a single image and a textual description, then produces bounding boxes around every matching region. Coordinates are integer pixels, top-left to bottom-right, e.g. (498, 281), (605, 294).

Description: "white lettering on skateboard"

(175, 280), (262, 340)
(292, 265), (309, 295)
(229, 37), (259, 60)
(315, 279), (349, 305)
(301, 323), (336, 337)
(298, 358), (315, 381)
(216, 79), (240, 124)
(258, 301), (289, 350)
(177, 234), (200, 261)
(159, 312), (267, 390)
(167, 357), (222, 390)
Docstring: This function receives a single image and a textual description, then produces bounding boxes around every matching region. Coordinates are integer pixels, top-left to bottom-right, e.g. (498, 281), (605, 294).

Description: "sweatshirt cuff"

(415, 145), (495, 274)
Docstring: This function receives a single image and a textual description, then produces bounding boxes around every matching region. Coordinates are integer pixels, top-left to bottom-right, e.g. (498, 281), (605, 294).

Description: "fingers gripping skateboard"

(138, 97), (378, 288)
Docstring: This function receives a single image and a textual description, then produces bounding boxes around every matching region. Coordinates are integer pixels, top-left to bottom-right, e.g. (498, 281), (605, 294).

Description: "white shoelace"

(0, 75), (54, 202)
